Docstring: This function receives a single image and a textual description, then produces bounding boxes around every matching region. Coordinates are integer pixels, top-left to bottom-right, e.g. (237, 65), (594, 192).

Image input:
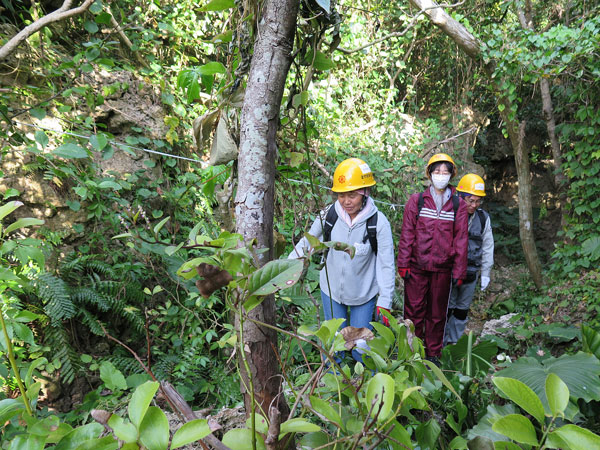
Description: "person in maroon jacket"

(396, 153), (468, 365)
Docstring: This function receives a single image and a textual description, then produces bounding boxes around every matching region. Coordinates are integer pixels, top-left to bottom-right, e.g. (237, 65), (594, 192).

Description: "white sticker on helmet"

(474, 183), (485, 191)
(359, 163), (371, 174)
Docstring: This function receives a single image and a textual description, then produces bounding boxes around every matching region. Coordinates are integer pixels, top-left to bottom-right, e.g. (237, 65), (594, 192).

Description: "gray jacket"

(289, 202), (395, 309)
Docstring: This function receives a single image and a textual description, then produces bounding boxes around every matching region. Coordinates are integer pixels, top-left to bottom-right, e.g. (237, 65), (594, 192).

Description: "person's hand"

(452, 278), (463, 287)
(481, 276), (490, 291)
(376, 307), (390, 326)
(398, 268), (411, 279)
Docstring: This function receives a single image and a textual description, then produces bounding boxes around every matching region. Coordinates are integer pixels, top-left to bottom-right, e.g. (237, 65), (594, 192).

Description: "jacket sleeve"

(396, 194), (418, 269)
(452, 199), (469, 280)
(287, 210), (325, 259)
(480, 215), (494, 278)
(375, 213), (396, 309)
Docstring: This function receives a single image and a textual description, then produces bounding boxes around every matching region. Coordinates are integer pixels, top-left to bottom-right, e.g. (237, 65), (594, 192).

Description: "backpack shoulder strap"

(477, 209), (487, 232)
(452, 194), (460, 217)
(323, 205), (338, 242)
(363, 213), (378, 255)
(416, 192), (424, 220)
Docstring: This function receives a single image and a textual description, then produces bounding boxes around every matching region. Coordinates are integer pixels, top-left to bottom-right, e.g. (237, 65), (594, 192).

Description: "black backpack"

(322, 206), (378, 255)
(416, 192), (460, 221)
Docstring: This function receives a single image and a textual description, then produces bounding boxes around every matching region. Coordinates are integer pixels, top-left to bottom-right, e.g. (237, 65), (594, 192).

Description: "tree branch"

(0, 0), (95, 61)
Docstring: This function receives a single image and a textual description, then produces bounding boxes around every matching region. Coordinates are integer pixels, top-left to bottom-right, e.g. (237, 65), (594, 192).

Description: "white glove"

(481, 276), (490, 291)
(353, 242), (370, 256)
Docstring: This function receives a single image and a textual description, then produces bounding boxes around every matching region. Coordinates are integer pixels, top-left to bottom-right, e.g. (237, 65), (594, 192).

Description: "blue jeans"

(321, 291), (376, 362)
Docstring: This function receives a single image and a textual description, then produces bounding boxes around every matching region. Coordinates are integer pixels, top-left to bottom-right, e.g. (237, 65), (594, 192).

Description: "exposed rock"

(480, 313), (519, 338)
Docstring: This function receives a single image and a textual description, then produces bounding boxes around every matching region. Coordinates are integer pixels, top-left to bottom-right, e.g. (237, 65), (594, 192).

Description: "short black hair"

(428, 161), (453, 176)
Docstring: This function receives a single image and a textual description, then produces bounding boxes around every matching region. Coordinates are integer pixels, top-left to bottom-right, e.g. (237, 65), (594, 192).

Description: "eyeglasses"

(464, 197), (482, 206)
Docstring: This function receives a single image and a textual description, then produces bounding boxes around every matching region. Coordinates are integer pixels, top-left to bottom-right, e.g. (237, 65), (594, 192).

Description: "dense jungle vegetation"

(1, 0), (600, 448)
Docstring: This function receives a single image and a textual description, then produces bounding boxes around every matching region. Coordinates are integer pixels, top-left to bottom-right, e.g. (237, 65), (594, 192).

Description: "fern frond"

(36, 272), (75, 323)
(44, 325), (80, 384)
(71, 287), (112, 311)
(78, 309), (106, 336)
(152, 354), (179, 380)
(83, 260), (116, 279)
(108, 356), (144, 375)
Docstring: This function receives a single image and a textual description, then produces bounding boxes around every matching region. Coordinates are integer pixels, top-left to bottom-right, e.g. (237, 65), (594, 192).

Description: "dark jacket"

(396, 186), (468, 279)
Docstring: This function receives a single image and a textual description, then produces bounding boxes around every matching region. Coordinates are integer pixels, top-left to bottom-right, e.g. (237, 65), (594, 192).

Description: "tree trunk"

(234, 0), (299, 442)
(408, 0), (544, 288)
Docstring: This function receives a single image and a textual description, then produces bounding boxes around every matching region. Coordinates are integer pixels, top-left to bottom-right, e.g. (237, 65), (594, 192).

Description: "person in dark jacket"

(396, 153), (468, 365)
(444, 173), (494, 346)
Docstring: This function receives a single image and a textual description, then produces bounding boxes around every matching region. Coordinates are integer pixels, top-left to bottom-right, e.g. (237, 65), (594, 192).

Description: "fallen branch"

(0, 0), (95, 61)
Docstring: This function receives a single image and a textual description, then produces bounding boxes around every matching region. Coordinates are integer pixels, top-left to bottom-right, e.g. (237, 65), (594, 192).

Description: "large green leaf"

(222, 429), (266, 450)
(415, 419), (440, 450)
(128, 381), (159, 428)
(492, 377), (545, 424)
(467, 404), (519, 442)
(491, 414), (538, 446)
(200, 0), (235, 11)
(139, 406), (169, 450)
(4, 218), (44, 234)
(388, 421), (413, 450)
(366, 373), (395, 422)
(551, 424), (600, 450)
(171, 419), (211, 449)
(107, 415), (138, 443)
(0, 398), (23, 424)
(279, 418), (321, 435)
(495, 353), (600, 418)
(546, 373), (569, 417)
(581, 325), (600, 359)
(310, 395), (342, 429)
(54, 423), (104, 450)
(246, 259), (303, 297)
(99, 361), (127, 391)
(0, 200), (23, 221)
(53, 143), (89, 159)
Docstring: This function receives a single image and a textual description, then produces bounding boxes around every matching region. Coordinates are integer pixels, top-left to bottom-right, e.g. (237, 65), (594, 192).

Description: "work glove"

(376, 306), (390, 327)
(398, 268), (411, 279)
(452, 278), (463, 287)
(481, 276), (490, 291)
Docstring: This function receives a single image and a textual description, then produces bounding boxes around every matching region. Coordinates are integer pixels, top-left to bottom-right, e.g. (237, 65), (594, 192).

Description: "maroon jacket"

(396, 187), (468, 279)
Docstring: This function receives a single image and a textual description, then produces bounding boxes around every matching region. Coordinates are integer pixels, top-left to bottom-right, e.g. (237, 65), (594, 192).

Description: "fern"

(108, 355), (144, 375)
(45, 326), (80, 384)
(36, 272), (75, 324)
(79, 309), (106, 336)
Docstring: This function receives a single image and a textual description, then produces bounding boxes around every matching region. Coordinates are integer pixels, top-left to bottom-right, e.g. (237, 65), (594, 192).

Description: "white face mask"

(431, 174), (451, 190)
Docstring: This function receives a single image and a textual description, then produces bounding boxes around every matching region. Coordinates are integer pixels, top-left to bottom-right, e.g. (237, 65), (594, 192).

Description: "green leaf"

(581, 236), (600, 259)
(98, 180), (122, 190)
(128, 381), (159, 428)
(153, 217), (170, 235)
(30, 107), (46, 119)
(310, 395), (342, 429)
(493, 442), (521, 450)
(139, 406), (169, 450)
(366, 373), (395, 422)
(0, 398), (24, 425)
(95, 12), (112, 24)
(546, 373), (569, 417)
(99, 361), (127, 391)
(199, 61), (227, 75)
(35, 130), (49, 148)
(495, 353), (600, 418)
(0, 200), (23, 221)
(303, 50), (335, 71)
(246, 259), (304, 297)
(222, 429), (266, 450)
(90, 134), (108, 151)
(279, 418), (321, 435)
(491, 414), (538, 446)
(582, 325), (600, 359)
(53, 143), (89, 159)
(551, 424), (600, 450)
(200, 0), (235, 11)
(492, 377), (546, 424)
(4, 218), (44, 234)
(54, 423), (104, 450)
(416, 419), (441, 450)
(171, 419), (211, 449)
(423, 359), (462, 401)
(107, 415), (138, 443)
(388, 420), (413, 450)
(245, 413), (268, 435)
(84, 20), (99, 33)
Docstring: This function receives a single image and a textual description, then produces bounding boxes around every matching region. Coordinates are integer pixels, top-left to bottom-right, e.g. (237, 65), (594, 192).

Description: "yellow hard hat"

(332, 158), (376, 192)
(426, 153), (457, 178)
(457, 173), (486, 197)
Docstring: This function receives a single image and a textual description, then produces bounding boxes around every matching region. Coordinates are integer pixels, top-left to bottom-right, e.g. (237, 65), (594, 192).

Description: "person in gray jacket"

(289, 158), (396, 362)
(444, 173), (494, 346)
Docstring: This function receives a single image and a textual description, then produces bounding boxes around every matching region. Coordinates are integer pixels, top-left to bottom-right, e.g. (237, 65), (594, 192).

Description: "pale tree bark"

(408, 0), (544, 288)
(516, 1), (567, 217)
(0, 0), (95, 61)
(234, 0), (299, 445)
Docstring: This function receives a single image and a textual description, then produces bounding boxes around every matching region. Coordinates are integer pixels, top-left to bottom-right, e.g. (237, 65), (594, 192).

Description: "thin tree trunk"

(234, 0), (299, 444)
(408, 0), (544, 288)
